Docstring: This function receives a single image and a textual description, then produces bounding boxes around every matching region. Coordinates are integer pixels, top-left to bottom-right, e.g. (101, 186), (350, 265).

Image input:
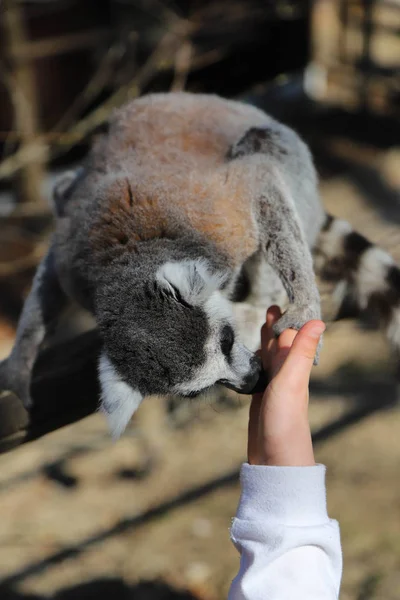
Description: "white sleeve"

(228, 464), (342, 600)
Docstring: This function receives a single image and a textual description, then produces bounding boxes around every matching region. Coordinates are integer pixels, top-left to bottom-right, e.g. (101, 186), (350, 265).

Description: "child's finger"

(278, 320), (325, 389)
(260, 306), (281, 370)
(277, 328), (298, 351)
(267, 305), (282, 324)
(261, 306), (281, 347)
(270, 328), (298, 375)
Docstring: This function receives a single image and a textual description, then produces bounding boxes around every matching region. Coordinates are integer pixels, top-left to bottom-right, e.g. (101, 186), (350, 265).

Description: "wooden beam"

(0, 330), (101, 454)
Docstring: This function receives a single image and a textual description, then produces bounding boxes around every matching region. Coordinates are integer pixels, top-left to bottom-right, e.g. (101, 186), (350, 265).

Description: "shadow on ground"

(0, 363), (397, 591)
(0, 579), (202, 600)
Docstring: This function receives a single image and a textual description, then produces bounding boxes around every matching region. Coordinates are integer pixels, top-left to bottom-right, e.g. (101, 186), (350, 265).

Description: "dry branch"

(0, 14), (236, 183)
(1, 0), (48, 204)
(0, 24), (184, 181)
(171, 41), (193, 91)
(11, 29), (111, 61)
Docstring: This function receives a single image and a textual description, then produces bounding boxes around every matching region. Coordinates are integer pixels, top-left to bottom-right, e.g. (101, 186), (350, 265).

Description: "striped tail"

(314, 214), (400, 351)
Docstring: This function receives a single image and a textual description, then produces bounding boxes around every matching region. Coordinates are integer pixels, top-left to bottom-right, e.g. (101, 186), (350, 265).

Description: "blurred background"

(0, 1), (399, 598)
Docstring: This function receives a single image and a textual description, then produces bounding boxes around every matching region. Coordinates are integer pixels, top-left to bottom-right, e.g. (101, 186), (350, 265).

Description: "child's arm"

(228, 307), (342, 600)
(229, 464), (341, 600)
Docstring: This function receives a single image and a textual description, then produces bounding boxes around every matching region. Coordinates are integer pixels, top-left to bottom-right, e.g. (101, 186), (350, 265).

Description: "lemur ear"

(52, 167), (85, 217)
(155, 260), (227, 306)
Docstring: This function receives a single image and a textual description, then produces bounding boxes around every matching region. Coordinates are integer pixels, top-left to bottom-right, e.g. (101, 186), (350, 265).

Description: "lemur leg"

(0, 168), (85, 406)
(257, 186), (321, 335)
(229, 126), (322, 358)
(0, 244), (68, 407)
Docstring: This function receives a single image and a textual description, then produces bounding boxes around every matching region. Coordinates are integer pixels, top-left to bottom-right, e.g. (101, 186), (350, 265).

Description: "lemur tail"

(314, 214), (400, 351)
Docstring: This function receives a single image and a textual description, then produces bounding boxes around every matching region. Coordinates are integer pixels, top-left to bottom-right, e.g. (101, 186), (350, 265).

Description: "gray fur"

(228, 125), (323, 358)
(0, 245), (67, 407)
(95, 247), (212, 397)
(1, 92), (398, 435)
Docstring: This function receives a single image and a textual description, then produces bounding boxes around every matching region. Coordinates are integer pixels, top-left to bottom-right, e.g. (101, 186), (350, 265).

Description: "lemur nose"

(219, 356), (262, 395)
(247, 367), (269, 395)
(239, 356), (262, 394)
(237, 354), (271, 396)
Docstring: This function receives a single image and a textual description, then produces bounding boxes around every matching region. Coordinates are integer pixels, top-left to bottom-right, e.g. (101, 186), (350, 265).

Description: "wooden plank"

(0, 330), (101, 454)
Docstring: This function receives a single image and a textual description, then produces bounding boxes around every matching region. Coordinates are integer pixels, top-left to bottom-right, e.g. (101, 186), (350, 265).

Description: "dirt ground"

(0, 111), (399, 600)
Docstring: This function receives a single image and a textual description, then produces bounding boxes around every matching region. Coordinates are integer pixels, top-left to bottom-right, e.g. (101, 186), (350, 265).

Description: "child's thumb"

(279, 321), (325, 388)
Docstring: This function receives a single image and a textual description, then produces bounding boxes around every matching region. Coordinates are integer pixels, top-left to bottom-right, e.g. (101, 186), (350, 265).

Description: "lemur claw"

(272, 305), (323, 365)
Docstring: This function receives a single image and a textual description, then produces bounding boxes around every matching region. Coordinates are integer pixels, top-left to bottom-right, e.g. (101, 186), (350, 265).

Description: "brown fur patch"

(90, 180), (140, 260)
(87, 93), (267, 266)
(90, 166), (258, 269)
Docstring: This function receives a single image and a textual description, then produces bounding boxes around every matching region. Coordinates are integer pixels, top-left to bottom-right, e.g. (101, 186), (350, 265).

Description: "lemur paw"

(0, 358), (33, 409)
(272, 305), (323, 365)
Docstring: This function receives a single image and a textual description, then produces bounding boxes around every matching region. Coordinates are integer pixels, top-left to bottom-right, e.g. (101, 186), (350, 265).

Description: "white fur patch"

(203, 289), (233, 325)
(98, 352), (143, 439)
(156, 260), (227, 305)
(355, 247), (393, 309)
(387, 305), (400, 350)
(317, 218), (352, 260)
(232, 304), (267, 352)
(332, 279), (349, 311)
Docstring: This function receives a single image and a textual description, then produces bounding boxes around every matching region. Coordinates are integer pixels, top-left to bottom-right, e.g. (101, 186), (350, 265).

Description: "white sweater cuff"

(235, 463), (329, 526)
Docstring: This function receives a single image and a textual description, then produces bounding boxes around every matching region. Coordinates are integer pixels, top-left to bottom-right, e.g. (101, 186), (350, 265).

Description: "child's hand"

(248, 306), (325, 467)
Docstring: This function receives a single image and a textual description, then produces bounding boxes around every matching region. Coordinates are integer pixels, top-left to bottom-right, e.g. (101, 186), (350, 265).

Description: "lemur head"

(96, 259), (261, 437)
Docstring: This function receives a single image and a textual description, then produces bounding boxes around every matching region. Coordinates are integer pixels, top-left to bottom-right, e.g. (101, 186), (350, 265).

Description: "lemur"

(1, 92), (399, 438)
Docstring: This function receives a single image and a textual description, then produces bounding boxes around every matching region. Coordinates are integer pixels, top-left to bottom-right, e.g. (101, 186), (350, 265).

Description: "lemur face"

(97, 259), (261, 437)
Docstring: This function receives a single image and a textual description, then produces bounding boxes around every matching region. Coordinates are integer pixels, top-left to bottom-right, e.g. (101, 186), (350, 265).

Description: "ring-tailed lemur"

(1, 92), (399, 437)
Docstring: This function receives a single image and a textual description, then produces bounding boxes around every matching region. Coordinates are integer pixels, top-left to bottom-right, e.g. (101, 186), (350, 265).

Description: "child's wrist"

(258, 426), (315, 467)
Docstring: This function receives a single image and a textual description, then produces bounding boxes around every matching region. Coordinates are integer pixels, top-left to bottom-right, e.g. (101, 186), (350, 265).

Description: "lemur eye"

(220, 324), (234, 357)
